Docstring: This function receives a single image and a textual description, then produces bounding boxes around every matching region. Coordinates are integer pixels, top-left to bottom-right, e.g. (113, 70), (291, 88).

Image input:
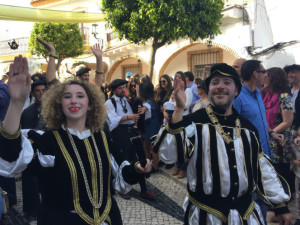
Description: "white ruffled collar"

(61, 125), (91, 140)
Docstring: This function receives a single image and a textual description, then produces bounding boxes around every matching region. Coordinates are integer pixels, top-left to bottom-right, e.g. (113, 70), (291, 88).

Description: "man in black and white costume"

(105, 79), (156, 200)
(152, 63), (292, 224)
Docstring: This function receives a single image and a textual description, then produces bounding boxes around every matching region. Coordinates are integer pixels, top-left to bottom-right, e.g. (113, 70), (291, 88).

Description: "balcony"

(0, 37), (29, 57)
(31, 0), (63, 7)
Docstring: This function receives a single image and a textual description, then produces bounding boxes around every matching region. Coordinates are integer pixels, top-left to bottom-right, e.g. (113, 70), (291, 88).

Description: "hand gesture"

(136, 159), (152, 173)
(163, 109), (170, 121)
(138, 106), (147, 115)
(130, 113), (140, 122)
(92, 43), (103, 58)
(8, 55), (31, 103)
(271, 133), (284, 146)
(174, 77), (186, 110)
(37, 37), (55, 55)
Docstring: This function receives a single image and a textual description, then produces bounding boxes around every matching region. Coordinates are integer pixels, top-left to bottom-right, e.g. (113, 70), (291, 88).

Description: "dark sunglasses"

(160, 80), (167, 84)
(197, 86), (202, 89)
(130, 84), (136, 88)
(256, 70), (266, 74)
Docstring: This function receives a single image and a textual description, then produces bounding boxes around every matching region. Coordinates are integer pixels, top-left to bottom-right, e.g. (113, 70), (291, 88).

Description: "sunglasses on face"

(130, 84), (136, 88)
(256, 70), (266, 74)
(197, 86), (202, 89)
(160, 80), (167, 84)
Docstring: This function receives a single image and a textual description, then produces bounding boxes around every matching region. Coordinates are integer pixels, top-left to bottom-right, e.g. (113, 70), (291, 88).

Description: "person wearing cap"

(105, 79), (157, 200)
(76, 67), (91, 81)
(284, 64), (300, 131)
(125, 71), (132, 81)
(19, 79), (47, 217)
(152, 63), (292, 224)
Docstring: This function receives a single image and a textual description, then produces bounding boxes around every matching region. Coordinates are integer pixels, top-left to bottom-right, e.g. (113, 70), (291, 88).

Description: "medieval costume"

(152, 104), (291, 224)
(0, 125), (143, 225)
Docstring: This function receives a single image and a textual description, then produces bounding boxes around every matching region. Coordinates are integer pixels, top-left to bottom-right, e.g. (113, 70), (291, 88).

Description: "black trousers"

(111, 125), (148, 192)
(0, 176), (16, 206)
(22, 169), (41, 212)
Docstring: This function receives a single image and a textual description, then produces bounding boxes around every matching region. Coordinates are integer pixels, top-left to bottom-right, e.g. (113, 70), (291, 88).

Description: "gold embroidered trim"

(0, 122), (21, 139)
(53, 131), (111, 225)
(206, 105), (241, 144)
(165, 123), (184, 135)
(273, 203), (286, 209)
(106, 216), (112, 225)
(243, 200), (255, 220)
(188, 194), (227, 222)
(84, 138), (101, 220)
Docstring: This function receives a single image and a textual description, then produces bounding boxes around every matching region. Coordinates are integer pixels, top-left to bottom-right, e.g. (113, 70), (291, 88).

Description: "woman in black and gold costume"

(0, 55), (151, 225)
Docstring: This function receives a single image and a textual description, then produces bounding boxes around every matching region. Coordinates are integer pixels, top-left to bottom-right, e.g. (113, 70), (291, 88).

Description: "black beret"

(283, 64), (300, 73)
(31, 73), (46, 81)
(109, 79), (128, 90)
(76, 67), (91, 77)
(31, 79), (47, 92)
(205, 63), (242, 96)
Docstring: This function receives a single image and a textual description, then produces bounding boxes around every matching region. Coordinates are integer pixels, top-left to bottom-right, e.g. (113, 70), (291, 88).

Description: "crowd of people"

(0, 37), (300, 225)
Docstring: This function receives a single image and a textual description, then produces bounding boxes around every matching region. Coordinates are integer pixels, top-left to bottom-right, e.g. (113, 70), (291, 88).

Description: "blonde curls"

(41, 80), (106, 132)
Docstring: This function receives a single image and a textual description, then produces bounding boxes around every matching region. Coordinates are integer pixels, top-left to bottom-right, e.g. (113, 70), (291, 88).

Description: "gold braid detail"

(53, 131), (111, 225)
(0, 122), (21, 139)
(206, 105), (241, 144)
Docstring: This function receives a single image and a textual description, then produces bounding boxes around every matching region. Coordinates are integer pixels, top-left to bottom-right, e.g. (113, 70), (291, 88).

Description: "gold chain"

(206, 105), (241, 144)
(66, 129), (103, 209)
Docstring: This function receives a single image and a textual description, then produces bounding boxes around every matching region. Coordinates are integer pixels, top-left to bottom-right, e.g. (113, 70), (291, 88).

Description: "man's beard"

(209, 91), (234, 111)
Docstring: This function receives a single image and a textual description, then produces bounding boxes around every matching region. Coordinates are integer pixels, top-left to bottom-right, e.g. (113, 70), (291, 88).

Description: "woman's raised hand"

(8, 55), (31, 103)
(92, 43), (103, 58)
(174, 77), (186, 110)
(37, 37), (55, 55)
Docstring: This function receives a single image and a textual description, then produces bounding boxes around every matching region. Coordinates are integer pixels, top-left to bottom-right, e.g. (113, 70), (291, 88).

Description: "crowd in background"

(1, 49), (300, 224)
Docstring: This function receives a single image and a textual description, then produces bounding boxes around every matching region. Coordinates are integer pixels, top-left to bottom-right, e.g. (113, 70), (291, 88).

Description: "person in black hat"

(76, 67), (91, 81)
(105, 79), (157, 200)
(152, 63), (292, 224)
(31, 73), (46, 81)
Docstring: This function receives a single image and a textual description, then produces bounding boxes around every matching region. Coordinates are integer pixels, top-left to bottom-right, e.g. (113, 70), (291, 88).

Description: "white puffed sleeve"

(258, 154), (290, 204)
(110, 154), (132, 194)
(152, 123), (196, 164)
(105, 100), (122, 132)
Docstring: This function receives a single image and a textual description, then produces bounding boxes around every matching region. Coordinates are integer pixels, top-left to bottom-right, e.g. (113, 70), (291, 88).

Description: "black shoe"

(151, 168), (159, 174)
(158, 161), (165, 168)
(165, 164), (174, 169)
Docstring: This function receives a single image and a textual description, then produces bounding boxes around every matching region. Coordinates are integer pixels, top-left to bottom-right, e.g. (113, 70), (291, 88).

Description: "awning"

(0, 4), (106, 23)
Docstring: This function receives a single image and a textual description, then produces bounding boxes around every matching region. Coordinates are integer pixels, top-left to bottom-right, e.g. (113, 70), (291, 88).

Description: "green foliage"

(101, 0), (224, 78)
(29, 22), (84, 62)
(101, 0), (224, 45)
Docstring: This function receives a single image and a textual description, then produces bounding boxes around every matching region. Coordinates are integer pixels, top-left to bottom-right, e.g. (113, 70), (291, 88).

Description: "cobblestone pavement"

(4, 168), (298, 225)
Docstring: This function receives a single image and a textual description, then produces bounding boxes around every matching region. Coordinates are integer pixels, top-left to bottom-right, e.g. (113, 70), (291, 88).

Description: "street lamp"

(91, 23), (103, 45)
(207, 40), (213, 52)
(8, 39), (19, 50)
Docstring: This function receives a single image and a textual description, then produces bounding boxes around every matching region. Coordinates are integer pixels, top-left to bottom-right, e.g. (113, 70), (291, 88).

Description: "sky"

(0, 0), (33, 41)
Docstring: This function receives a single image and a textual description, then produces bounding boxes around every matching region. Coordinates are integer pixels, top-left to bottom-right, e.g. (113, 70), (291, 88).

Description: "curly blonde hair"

(41, 79), (106, 132)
